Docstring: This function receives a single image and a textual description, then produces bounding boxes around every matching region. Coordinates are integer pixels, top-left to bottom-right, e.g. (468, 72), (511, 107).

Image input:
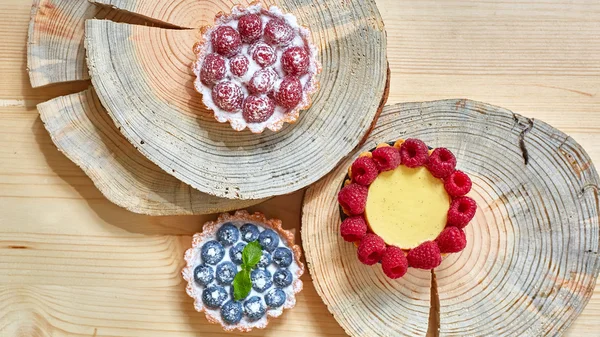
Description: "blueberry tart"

(337, 139), (477, 279)
(183, 210), (304, 332)
(192, 3), (321, 133)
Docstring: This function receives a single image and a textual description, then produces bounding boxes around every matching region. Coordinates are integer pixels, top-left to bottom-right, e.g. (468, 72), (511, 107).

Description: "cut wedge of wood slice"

(302, 100), (600, 336)
(85, 0), (388, 200)
(27, 0), (148, 87)
(37, 88), (265, 215)
(89, 0), (268, 28)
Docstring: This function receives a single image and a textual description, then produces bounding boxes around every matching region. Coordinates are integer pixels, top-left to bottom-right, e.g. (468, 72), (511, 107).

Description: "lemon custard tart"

(337, 139), (477, 279)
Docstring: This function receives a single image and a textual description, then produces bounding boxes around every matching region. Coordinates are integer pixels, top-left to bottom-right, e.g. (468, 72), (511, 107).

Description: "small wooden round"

(38, 88), (265, 215)
(27, 0), (146, 87)
(302, 100), (600, 336)
(85, 0), (389, 200)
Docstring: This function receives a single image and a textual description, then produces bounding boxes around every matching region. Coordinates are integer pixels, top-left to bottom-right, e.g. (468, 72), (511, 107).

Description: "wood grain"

(37, 88), (264, 215)
(89, 0), (263, 29)
(84, 0), (388, 200)
(1, 0), (599, 336)
(302, 100), (600, 336)
(27, 0), (148, 88)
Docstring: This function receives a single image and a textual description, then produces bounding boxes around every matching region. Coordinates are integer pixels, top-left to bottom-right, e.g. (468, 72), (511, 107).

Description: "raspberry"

(264, 18), (295, 46)
(229, 54), (249, 77)
(381, 246), (408, 279)
(211, 81), (243, 112)
(444, 170), (472, 198)
(238, 14), (262, 43)
(407, 241), (442, 269)
(426, 147), (457, 178)
(351, 156), (378, 186)
(447, 196), (477, 228)
(243, 95), (275, 123)
(399, 138), (429, 168)
(339, 216), (368, 242)
(275, 76), (303, 109)
(248, 68), (278, 94)
(200, 53), (226, 85)
(251, 42), (277, 68)
(281, 46), (310, 75)
(436, 227), (467, 253)
(337, 183), (368, 215)
(372, 146), (401, 172)
(211, 26), (242, 57)
(357, 234), (386, 265)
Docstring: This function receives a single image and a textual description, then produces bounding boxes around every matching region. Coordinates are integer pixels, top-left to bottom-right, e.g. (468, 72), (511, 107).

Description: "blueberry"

(221, 300), (243, 324)
(250, 268), (273, 293)
(230, 242), (246, 265)
(217, 222), (239, 247)
(216, 261), (237, 285)
(243, 296), (266, 321)
(240, 223), (259, 242)
(256, 250), (272, 268)
(265, 288), (286, 308)
(273, 268), (293, 288)
(202, 285), (228, 309)
(272, 247), (293, 267)
(201, 240), (225, 265)
(258, 229), (280, 252)
(193, 264), (214, 286)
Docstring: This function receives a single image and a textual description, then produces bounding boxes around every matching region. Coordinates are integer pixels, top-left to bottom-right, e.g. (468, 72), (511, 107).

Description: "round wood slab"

(302, 100), (600, 336)
(27, 0), (147, 87)
(38, 88), (265, 215)
(85, 0), (388, 200)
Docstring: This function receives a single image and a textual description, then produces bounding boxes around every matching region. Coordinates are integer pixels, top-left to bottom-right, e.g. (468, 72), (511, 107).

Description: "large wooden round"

(27, 0), (147, 87)
(38, 88), (265, 215)
(85, 0), (388, 200)
(302, 100), (600, 336)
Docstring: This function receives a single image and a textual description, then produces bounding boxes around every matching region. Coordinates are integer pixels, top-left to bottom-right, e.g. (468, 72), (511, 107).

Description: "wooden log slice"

(302, 100), (600, 336)
(37, 88), (265, 215)
(27, 0), (148, 87)
(85, 0), (388, 200)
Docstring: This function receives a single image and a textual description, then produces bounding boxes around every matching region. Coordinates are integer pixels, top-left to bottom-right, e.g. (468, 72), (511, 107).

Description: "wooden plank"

(0, 283), (344, 336)
(0, 0), (598, 335)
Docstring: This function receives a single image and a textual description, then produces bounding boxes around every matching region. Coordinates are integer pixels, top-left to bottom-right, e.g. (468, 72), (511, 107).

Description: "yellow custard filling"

(364, 165), (450, 249)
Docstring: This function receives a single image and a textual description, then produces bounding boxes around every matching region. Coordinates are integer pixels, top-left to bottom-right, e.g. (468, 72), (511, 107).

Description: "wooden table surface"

(1, 0), (599, 336)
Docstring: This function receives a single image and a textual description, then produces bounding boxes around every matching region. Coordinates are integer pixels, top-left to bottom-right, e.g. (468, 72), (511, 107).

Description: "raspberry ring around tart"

(192, 3), (321, 133)
(337, 139), (477, 279)
(182, 210), (304, 332)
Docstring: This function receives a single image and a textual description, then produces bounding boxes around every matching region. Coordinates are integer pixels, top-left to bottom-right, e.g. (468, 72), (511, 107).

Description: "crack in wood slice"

(37, 88), (265, 215)
(426, 270), (440, 337)
(27, 0), (150, 88)
(302, 100), (600, 337)
(85, 0), (388, 200)
(89, 0), (275, 28)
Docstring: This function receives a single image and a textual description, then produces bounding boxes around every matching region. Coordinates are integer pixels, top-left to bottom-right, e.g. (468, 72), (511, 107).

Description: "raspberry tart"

(337, 139), (477, 279)
(182, 210), (304, 332)
(192, 4), (321, 133)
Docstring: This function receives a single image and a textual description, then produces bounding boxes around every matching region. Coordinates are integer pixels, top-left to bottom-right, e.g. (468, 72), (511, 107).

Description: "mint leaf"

(242, 240), (262, 268)
(233, 241), (262, 301)
(233, 269), (251, 301)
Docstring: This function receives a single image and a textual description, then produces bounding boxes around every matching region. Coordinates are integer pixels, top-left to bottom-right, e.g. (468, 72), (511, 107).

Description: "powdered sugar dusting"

(182, 211), (303, 332)
(193, 4), (321, 133)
